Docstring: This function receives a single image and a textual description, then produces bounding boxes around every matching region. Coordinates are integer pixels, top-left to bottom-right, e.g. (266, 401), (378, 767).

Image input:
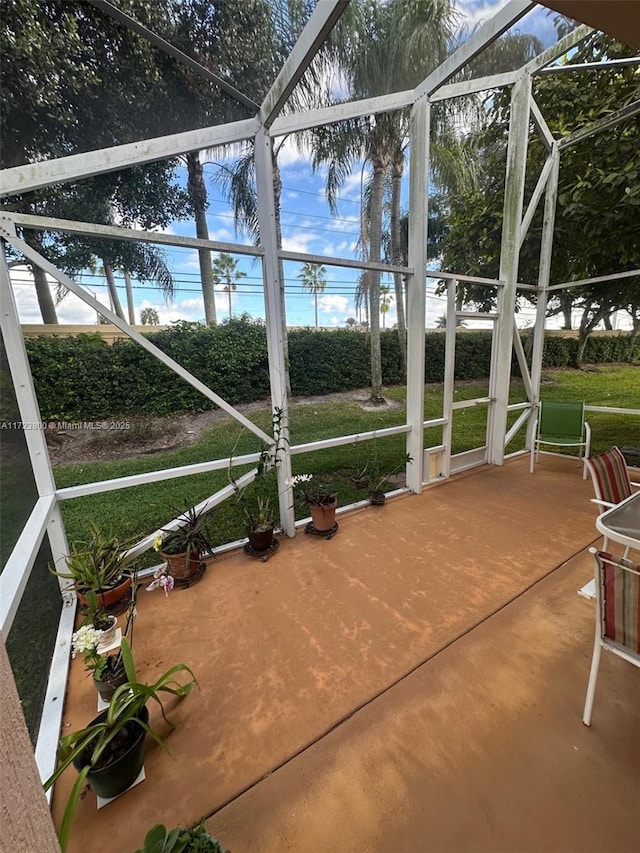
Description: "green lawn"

(55, 365), (639, 551)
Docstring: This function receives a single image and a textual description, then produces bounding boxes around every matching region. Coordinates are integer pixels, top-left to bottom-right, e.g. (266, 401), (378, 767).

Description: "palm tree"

(297, 262), (327, 328)
(211, 253), (247, 320)
(380, 284), (392, 328)
(313, 0), (457, 403)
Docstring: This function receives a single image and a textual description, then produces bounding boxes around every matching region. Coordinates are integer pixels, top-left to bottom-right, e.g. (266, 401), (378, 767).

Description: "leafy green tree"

(0, 0), (190, 322)
(297, 262), (327, 328)
(212, 253), (247, 320)
(442, 34), (640, 365)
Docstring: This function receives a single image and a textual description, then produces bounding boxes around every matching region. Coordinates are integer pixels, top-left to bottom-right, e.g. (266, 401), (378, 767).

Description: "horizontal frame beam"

(3, 213), (263, 257)
(279, 249), (411, 276)
(426, 270), (505, 287)
(271, 90), (414, 136)
(558, 99), (640, 150)
(0, 118), (259, 196)
(56, 450), (263, 501)
(290, 424), (410, 456)
(537, 56), (640, 74)
(431, 71), (519, 102)
(547, 268), (640, 291)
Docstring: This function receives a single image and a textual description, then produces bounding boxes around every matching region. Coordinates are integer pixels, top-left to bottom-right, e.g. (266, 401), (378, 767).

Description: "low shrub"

(25, 320), (637, 421)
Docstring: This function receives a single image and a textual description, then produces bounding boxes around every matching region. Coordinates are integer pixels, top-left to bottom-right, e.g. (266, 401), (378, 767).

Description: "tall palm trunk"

(24, 230), (58, 324)
(103, 261), (125, 320)
(227, 288), (232, 320)
(390, 152), (407, 374)
(124, 269), (136, 325)
(368, 155), (386, 404)
(314, 292), (319, 328)
(186, 152), (217, 326)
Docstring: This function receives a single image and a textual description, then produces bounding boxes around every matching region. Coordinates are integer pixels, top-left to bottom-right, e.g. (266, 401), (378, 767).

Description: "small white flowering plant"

(287, 473), (337, 507)
(71, 624), (113, 681)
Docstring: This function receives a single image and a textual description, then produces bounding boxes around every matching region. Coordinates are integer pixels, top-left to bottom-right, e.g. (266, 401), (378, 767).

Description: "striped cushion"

(586, 446), (632, 506)
(600, 551), (640, 654)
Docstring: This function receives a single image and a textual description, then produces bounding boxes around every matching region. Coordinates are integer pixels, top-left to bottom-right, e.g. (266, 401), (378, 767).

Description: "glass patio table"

(596, 491), (640, 553)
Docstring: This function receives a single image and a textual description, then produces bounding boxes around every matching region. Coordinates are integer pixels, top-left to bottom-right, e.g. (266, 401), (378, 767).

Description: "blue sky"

(15, 1), (630, 331)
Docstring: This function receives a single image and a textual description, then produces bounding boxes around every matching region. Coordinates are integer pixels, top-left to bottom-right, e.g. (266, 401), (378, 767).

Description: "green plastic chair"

(529, 401), (591, 478)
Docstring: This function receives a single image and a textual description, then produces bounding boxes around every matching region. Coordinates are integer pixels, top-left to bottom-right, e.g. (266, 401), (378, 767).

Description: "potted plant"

(135, 821), (225, 852)
(289, 473), (338, 532)
(82, 590), (117, 645)
(72, 586), (137, 701)
(232, 446), (279, 553)
(44, 638), (197, 852)
(153, 505), (214, 584)
(368, 453), (413, 506)
(71, 624), (128, 702)
(52, 522), (137, 610)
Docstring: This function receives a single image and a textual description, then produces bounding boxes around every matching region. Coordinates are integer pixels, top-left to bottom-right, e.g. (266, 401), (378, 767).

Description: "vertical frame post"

(0, 243), (69, 576)
(254, 130), (294, 534)
(527, 144), (560, 448)
(405, 96), (431, 492)
(442, 279), (458, 478)
(487, 75), (532, 464)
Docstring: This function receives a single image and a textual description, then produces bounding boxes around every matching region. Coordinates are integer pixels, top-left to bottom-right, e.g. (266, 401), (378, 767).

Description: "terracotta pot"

(309, 500), (337, 532)
(247, 527), (274, 553)
(77, 576), (132, 610)
(160, 549), (202, 581)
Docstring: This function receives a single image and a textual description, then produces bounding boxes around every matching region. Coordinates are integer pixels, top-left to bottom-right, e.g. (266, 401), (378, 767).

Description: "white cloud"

(281, 231), (317, 254)
(318, 294), (349, 314)
(11, 266), (107, 324)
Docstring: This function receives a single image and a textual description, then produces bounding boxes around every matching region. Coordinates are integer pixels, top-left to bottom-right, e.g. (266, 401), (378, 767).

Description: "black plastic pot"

(73, 705), (149, 800)
(246, 527), (274, 553)
(93, 662), (128, 703)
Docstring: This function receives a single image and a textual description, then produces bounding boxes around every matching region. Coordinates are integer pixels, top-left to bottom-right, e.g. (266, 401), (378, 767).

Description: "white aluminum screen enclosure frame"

(1, 0), (639, 796)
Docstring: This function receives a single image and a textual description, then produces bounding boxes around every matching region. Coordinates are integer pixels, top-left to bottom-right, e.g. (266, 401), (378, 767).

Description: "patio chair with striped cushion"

(585, 446), (636, 510)
(583, 549), (640, 726)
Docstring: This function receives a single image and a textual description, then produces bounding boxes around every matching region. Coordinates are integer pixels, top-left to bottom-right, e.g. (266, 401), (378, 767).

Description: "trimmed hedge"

(25, 319), (638, 421)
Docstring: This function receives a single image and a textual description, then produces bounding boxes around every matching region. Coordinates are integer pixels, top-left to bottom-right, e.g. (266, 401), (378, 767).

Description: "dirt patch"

(45, 390), (403, 465)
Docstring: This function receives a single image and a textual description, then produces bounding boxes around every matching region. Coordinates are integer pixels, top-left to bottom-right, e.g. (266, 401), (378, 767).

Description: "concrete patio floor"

(52, 455), (640, 852)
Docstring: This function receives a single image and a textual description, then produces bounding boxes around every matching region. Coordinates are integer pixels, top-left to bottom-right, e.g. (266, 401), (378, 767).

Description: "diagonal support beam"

(260, 0), (349, 129)
(519, 154), (555, 247)
(4, 234), (272, 445)
(530, 98), (555, 151)
(523, 24), (592, 75)
(414, 0), (533, 99)
(4, 212), (263, 258)
(0, 117), (259, 197)
(85, 0), (259, 110)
